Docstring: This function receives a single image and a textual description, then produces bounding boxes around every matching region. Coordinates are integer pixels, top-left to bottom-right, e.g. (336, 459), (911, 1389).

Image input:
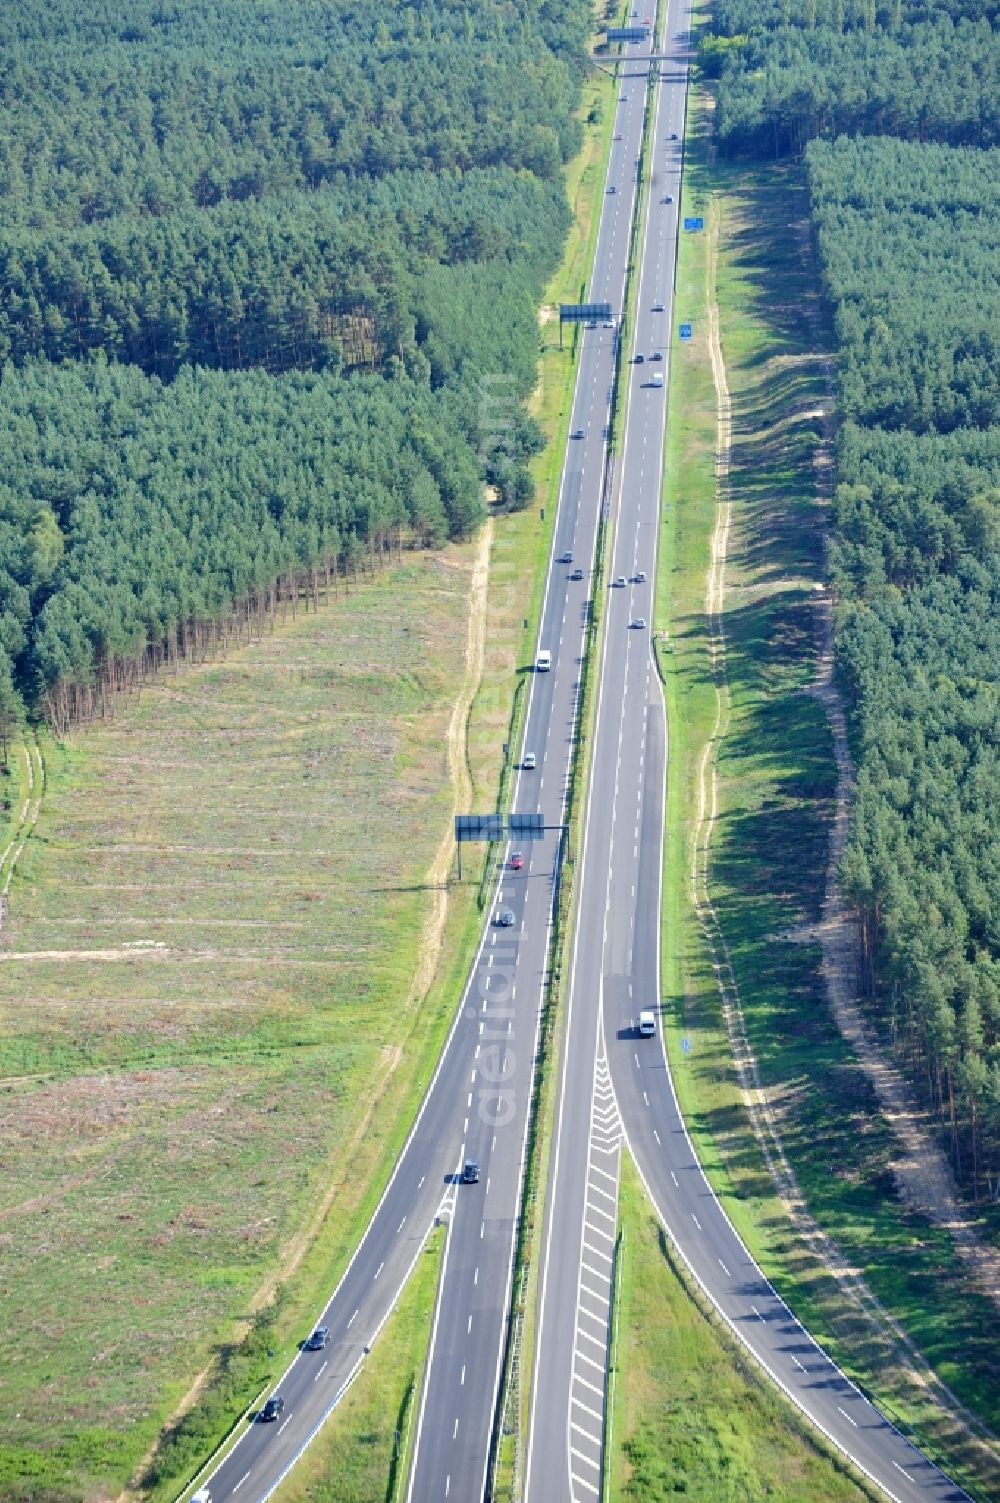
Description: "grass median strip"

(609, 1153), (872, 1503)
(485, 46), (621, 1503)
(269, 1226), (444, 1503)
(490, 21), (670, 1497)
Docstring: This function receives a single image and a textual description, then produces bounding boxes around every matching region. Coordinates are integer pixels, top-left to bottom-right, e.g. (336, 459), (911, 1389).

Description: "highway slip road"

(525, 0), (972, 1497)
(189, 22), (652, 1503)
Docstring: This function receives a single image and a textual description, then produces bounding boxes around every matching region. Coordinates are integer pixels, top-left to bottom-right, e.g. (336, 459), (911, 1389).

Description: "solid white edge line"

(215, 1212), (441, 1503)
(404, 1204), (456, 1503)
(472, 33), (647, 1500)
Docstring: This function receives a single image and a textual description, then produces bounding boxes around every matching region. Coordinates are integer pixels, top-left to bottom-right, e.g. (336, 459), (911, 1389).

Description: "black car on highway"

(304, 1326), (330, 1351)
(259, 1396), (285, 1422)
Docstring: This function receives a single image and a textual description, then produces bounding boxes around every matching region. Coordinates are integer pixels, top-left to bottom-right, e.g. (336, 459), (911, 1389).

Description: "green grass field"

(651, 81), (1000, 1498)
(610, 1155), (873, 1503)
(0, 549), (488, 1499)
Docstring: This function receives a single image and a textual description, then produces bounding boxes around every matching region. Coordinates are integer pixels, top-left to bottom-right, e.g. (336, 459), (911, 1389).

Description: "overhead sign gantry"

(558, 302), (614, 348)
(455, 811), (552, 877)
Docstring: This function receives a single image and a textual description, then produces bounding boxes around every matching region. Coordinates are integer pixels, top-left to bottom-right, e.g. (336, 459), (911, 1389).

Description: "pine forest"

(706, 0), (1000, 1200)
(0, 0), (594, 739)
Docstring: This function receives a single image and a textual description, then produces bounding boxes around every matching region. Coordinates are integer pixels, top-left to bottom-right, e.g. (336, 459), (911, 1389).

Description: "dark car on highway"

(463, 1159), (480, 1184)
(304, 1326), (330, 1351)
(259, 1396), (285, 1422)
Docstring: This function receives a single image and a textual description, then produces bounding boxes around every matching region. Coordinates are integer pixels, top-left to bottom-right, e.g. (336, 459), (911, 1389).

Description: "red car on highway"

(510, 851), (525, 870)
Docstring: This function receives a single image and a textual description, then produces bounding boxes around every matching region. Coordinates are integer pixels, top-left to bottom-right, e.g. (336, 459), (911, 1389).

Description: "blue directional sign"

(560, 302), (613, 324)
(455, 813), (504, 843)
(679, 323), (693, 341)
(607, 24), (650, 40)
(509, 812), (545, 839)
(681, 1036), (691, 1054)
(683, 216), (704, 232)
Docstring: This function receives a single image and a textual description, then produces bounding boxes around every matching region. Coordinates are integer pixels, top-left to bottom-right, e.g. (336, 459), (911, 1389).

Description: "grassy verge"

(610, 1154), (873, 1502)
(653, 76), (1000, 1495)
(269, 1226), (444, 1503)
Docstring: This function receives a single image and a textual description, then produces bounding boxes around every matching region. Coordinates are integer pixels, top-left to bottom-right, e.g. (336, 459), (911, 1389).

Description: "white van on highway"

(638, 1009), (656, 1037)
(536, 649), (552, 671)
(649, 373), (664, 388)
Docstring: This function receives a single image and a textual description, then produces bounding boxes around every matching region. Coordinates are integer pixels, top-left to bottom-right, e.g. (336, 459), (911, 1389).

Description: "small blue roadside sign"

(681, 1036), (691, 1054)
(683, 216), (704, 231)
(679, 323), (693, 341)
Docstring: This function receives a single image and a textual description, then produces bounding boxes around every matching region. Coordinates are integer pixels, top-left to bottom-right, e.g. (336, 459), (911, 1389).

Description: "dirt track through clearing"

(806, 476), (1000, 1319)
(403, 518), (492, 1012)
(0, 735), (44, 931)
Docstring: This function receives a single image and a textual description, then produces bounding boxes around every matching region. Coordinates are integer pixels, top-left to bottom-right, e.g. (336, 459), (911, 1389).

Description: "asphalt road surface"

(526, 0), (971, 1498)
